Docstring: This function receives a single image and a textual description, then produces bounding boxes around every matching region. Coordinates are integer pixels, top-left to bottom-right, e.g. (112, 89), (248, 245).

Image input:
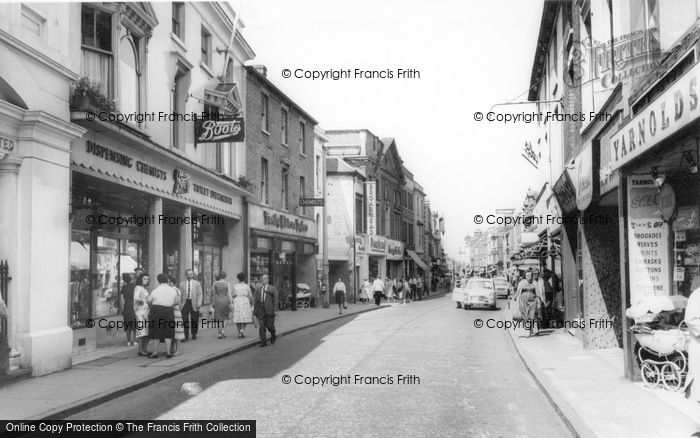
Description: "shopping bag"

(512, 307), (523, 322)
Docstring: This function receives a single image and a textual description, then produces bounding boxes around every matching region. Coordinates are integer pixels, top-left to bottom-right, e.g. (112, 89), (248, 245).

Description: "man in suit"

(254, 274), (279, 347)
(180, 269), (203, 341)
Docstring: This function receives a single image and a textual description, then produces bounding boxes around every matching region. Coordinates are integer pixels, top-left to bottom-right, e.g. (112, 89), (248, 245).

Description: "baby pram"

(626, 295), (690, 391)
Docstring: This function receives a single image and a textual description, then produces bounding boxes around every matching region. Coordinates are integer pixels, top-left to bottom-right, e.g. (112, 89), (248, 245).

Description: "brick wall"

(245, 73), (315, 218)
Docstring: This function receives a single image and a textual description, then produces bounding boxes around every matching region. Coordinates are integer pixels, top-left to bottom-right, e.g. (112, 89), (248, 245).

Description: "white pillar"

(179, 205), (192, 281)
(148, 197), (163, 278)
(0, 155), (22, 353)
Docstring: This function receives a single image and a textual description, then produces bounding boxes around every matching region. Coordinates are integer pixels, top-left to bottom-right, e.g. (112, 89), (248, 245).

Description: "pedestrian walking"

(180, 269), (203, 341)
(147, 273), (178, 359)
(408, 277), (416, 300)
(232, 272), (254, 338)
(359, 279), (369, 304)
(417, 275), (424, 300)
(254, 274), (278, 347)
(119, 273), (137, 346)
(385, 277), (395, 303)
(372, 276), (385, 306)
(513, 269), (540, 337)
(134, 272), (150, 356)
(210, 271), (232, 339)
(333, 277), (347, 314)
(168, 275), (185, 356)
(396, 278), (405, 304)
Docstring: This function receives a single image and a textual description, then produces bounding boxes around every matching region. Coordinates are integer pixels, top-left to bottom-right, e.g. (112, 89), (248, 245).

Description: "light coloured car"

(493, 278), (513, 299)
(463, 278), (497, 310)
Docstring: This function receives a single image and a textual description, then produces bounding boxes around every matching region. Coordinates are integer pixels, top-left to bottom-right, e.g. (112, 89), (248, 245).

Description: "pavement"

(68, 296), (573, 437)
(0, 302), (387, 420)
(503, 303), (700, 438)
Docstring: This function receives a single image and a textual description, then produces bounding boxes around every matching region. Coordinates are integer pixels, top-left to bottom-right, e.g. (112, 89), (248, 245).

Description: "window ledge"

(262, 129), (270, 136)
(281, 142), (289, 148)
(200, 61), (214, 78)
(300, 153), (307, 158)
(171, 33), (187, 51)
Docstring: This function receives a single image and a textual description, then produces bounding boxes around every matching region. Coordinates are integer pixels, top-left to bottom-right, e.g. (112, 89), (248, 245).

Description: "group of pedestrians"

(119, 267), (257, 358)
(511, 268), (559, 337)
(333, 274), (429, 313)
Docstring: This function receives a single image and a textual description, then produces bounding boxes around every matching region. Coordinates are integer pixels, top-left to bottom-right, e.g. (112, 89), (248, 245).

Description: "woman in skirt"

(333, 277), (346, 314)
(168, 275), (185, 356)
(133, 273), (150, 356)
(513, 269), (540, 337)
(210, 271), (232, 339)
(232, 272), (254, 338)
(146, 273), (178, 358)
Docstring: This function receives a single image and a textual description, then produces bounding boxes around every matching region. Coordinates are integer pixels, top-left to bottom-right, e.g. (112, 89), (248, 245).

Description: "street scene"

(2, 0), (700, 437)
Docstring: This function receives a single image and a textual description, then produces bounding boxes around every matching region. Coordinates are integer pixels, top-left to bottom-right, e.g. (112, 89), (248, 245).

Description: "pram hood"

(626, 295), (688, 319)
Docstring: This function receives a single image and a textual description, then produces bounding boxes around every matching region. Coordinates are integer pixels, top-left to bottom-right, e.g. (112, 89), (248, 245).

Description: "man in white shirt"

(180, 269), (203, 341)
(372, 276), (385, 306)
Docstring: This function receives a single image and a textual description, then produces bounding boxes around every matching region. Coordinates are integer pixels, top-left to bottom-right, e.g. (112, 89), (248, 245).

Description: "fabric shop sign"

(195, 115), (245, 144)
(627, 175), (670, 304)
(552, 170), (577, 214)
(610, 57), (700, 170)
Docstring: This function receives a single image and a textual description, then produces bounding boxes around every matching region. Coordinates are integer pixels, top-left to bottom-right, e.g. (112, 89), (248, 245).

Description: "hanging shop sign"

(173, 169), (190, 194)
(576, 143), (594, 211)
(194, 115), (245, 144)
(610, 57), (700, 171)
(627, 175), (670, 304)
(552, 170), (577, 214)
(355, 235), (366, 254)
(386, 239), (404, 260)
(365, 181), (377, 236)
(368, 235), (386, 255)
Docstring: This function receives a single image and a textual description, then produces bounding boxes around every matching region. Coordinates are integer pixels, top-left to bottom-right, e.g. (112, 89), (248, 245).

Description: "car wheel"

(463, 304), (469, 310)
(490, 304), (497, 310)
(456, 302), (462, 309)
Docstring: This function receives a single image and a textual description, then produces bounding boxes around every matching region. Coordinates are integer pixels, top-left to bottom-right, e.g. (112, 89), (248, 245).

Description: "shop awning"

(407, 250), (429, 271)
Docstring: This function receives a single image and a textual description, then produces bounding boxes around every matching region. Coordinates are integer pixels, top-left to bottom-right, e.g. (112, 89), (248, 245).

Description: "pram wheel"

(641, 361), (660, 388)
(661, 363), (683, 391)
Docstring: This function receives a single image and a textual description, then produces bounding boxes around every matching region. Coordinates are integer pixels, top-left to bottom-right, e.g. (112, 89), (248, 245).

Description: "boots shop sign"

(610, 57), (700, 171)
(195, 115), (245, 144)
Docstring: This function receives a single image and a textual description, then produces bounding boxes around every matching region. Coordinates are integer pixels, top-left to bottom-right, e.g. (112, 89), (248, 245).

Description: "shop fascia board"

(71, 113), (254, 198)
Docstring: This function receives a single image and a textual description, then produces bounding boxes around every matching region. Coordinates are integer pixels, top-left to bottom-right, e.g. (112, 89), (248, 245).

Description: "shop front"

(609, 52), (700, 378)
(368, 235), (387, 280)
(69, 133), (248, 355)
(248, 204), (317, 307)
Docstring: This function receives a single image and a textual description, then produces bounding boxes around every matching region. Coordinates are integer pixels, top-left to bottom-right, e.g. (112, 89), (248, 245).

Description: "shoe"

(165, 353), (173, 359)
(217, 334), (222, 339)
(271, 334), (276, 344)
(137, 352), (148, 357)
(181, 338), (188, 343)
(259, 343), (267, 347)
(192, 335), (197, 340)
(172, 351), (180, 357)
(222, 333), (226, 338)
(148, 353), (159, 359)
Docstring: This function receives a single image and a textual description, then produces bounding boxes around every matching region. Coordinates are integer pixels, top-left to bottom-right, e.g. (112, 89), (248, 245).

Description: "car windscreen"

(467, 280), (493, 289)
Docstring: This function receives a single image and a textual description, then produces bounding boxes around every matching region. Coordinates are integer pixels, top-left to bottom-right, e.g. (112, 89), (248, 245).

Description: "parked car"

(493, 278), (512, 299)
(462, 278), (497, 310)
(452, 278), (467, 308)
